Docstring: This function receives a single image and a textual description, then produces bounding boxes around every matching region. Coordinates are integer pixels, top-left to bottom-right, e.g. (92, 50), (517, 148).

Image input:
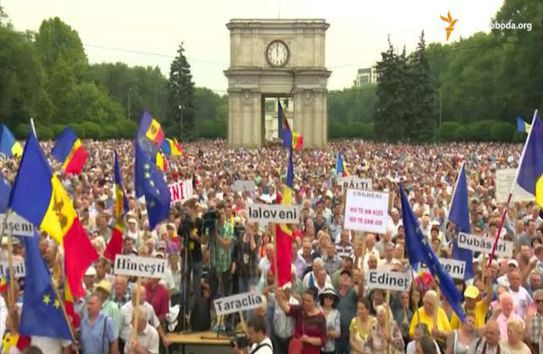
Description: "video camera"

(202, 209), (220, 235)
(230, 332), (250, 349)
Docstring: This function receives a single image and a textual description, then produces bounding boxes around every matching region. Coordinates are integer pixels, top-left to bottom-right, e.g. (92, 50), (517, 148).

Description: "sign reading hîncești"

(114, 255), (167, 278)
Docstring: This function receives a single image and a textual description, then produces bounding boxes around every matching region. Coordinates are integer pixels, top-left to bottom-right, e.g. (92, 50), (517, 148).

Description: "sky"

(3, 0), (504, 94)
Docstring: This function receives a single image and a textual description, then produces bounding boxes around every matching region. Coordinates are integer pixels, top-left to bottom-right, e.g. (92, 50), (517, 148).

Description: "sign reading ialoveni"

(114, 255), (167, 278)
(367, 271), (411, 291)
(420, 258), (465, 280)
(0, 213), (34, 237)
(344, 189), (389, 233)
(247, 204), (300, 225)
(337, 176), (372, 192)
(214, 292), (263, 316)
(168, 179), (193, 205)
(457, 232), (514, 258)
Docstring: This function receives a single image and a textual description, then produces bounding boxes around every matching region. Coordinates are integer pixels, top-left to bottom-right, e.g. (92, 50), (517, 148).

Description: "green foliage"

(374, 32), (437, 142)
(0, 26), (51, 127)
(167, 43), (195, 140)
(329, 121), (374, 140)
(438, 122), (460, 141)
(490, 122), (514, 141)
(89, 63), (168, 121)
(328, 86), (377, 124)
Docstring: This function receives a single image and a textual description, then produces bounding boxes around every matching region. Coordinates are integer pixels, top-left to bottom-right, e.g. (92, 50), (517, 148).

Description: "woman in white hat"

(319, 287), (341, 354)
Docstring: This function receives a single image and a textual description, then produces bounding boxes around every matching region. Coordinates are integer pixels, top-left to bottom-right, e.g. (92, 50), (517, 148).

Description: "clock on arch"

(266, 40), (289, 67)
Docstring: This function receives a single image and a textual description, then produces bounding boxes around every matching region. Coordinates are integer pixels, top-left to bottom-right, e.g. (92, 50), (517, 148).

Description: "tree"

(0, 25), (52, 128)
(34, 17), (88, 122)
(89, 63), (168, 121)
(166, 43), (195, 139)
(375, 37), (410, 141)
(406, 31), (436, 142)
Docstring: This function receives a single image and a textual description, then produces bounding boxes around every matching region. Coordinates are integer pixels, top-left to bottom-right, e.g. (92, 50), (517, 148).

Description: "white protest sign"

(496, 169), (533, 203)
(367, 271), (412, 291)
(0, 213), (34, 237)
(420, 258), (465, 280)
(213, 292), (263, 316)
(344, 189), (389, 233)
(114, 255), (167, 278)
(247, 204), (300, 225)
(232, 180), (256, 193)
(457, 232), (514, 258)
(337, 176), (372, 191)
(168, 179), (193, 206)
(0, 260), (25, 278)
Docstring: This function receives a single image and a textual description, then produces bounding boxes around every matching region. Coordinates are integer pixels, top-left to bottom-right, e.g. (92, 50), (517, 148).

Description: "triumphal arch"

(225, 19), (331, 148)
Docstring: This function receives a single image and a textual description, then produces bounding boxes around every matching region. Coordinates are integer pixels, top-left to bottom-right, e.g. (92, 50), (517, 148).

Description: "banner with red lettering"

(344, 189), (389, 233)
(168, 179), (193, 206)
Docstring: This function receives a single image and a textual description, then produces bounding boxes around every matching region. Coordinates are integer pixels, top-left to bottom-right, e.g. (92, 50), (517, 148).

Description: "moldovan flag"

(161, 138), (184, 156)
(279, 102), (303, 151)
(0, 123), (23, 157)
(9, 133), (98, 297)
(51, 127), (88, 174)
(104, 151), (128, 262)
(336, 153), (349, 177)
(155, 151), (168, 172)
(274, 145), (295, 287)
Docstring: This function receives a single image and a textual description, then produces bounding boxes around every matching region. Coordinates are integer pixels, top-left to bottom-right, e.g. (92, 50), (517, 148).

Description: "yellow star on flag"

(43, 294), (51, 305)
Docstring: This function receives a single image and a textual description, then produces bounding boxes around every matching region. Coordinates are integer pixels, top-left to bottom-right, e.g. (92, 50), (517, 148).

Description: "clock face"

(266, 40), (289, 67)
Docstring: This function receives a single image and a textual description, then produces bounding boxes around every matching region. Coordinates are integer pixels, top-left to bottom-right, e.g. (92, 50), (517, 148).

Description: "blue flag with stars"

(449, 164), (474, 279)
(20, 232), (71, 339)
(135, 141), (170, 229)
(399, 184), (466, 323)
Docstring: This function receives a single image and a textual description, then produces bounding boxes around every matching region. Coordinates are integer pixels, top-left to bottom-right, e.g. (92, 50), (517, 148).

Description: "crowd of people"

(1, 138), (542, 354)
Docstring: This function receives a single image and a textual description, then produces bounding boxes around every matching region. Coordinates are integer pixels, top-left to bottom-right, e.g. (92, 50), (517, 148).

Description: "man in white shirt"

(124, 307), (159, 354)
(508, 269), (533, 317)
(119, 286), (161, 352)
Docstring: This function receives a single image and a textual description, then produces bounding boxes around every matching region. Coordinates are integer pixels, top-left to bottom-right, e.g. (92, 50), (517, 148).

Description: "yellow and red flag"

(9, 133), (98, 297)
(51, 127), (89, 175)
(104, 152), (128, 262)
(274, 146), (295, 287)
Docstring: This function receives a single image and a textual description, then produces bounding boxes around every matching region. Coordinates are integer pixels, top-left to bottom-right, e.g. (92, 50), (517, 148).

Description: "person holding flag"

(104, 151), (128, 262)
(447, 164), (494, 330)
(400, 184), (464, 350)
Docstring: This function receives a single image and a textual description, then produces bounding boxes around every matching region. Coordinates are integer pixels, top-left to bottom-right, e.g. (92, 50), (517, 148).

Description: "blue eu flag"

(135, 141), (170, 229)
(400, 184), (466, 322)
(20, 232), (72, 339)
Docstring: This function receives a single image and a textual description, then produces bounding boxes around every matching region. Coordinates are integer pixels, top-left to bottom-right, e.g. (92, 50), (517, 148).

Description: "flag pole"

(50, 280), (79, 353)
(409, 267), (421, 326)
(0, 210), (15, 309)
(488, 109), (538, 266)
(272, 223), (279, 287)
(29, 118), (37, 138)
(130, 277), (143, 346)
